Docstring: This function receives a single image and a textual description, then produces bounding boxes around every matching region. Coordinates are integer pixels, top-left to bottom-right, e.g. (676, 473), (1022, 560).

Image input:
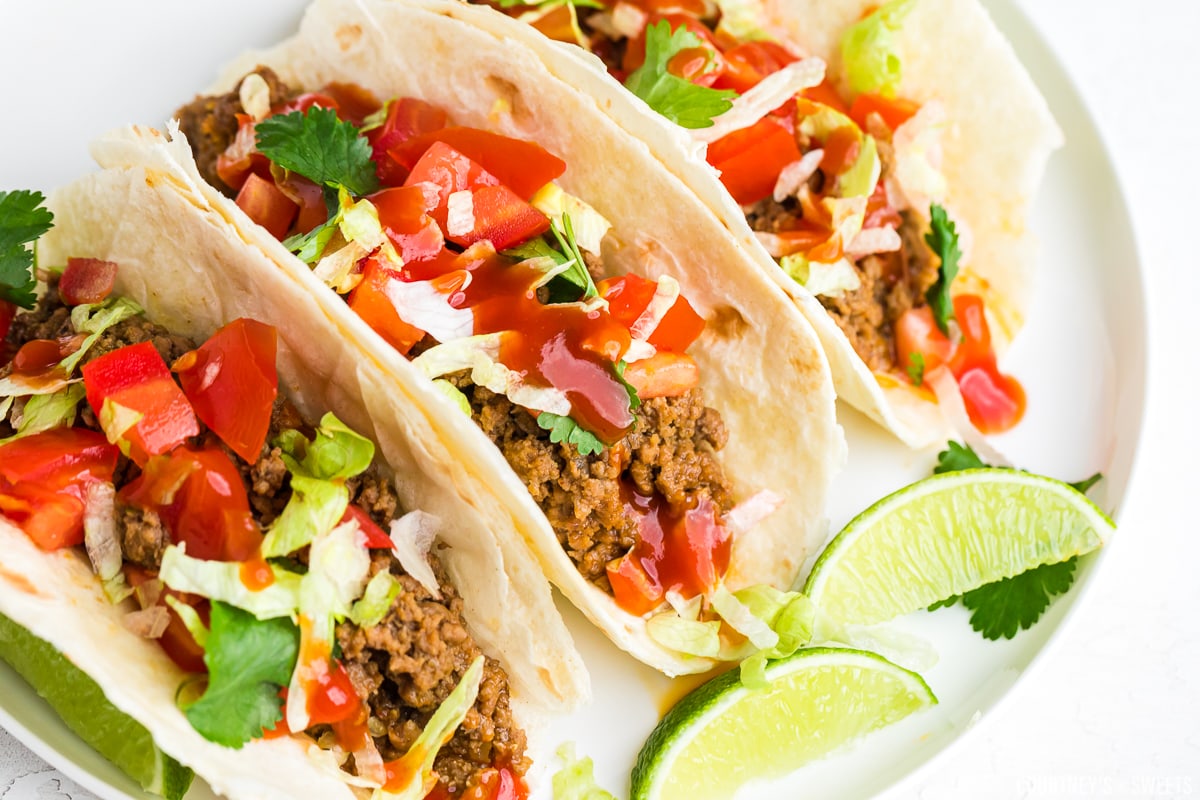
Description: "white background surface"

(0, 1), (1196, 798)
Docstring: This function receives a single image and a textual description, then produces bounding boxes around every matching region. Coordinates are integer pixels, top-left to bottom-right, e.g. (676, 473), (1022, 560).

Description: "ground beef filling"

(450, 374), (733, 589)
(338, 553), (528, 790)
(3, 289), (526, 789)
(174, 66), (296, 194)
(745, 203), (938, 373)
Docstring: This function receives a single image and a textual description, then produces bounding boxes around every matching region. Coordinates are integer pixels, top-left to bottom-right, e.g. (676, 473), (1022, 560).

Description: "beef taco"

(0, 188), (587, 799)
(443, 0), (1062, 447)
(95, 0), (843, 675)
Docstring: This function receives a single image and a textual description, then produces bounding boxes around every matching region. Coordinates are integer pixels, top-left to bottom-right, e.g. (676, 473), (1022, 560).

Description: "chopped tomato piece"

(81, 341), (199, 465)
(368, 186), (445, 262)
(341, 504), (394, 549)
(598, 274), (706, 353)
(173, 318), (279, 464)
(622, 352), (700, 399)
(454, 183), (551, 251)
(272, 91), (341, 118)
(864, 181), (902, 230)
(236, 173), (299, 240)
(120, 446), (260, 562)
(367, 97), (449, 186)
(947, 294), (1026, 433)
(347, 256), (426, 356)
(403, 141), (499, 231)
(276, 174), (329, 235)
(216, 114), (271, 192)
(607, 554), (664, 617)
(849, 92), (920, 132)
(894, 305), (953, 379)
(715, 40), (798, 94)
(0, 428), (119, 551)
(307, 662), (360, 726)
(707, 118), (801, 206)
(59, 258), (118, 305)
(125, 565), (209, 674)
(387, 127), (566, 200)
(802, 78), (852, 115)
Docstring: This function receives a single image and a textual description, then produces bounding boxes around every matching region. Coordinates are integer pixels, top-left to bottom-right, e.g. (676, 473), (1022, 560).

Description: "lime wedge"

(631, 647), (935, 800)
(0, 613), (193, 800)
(804, 468), (1113, 626)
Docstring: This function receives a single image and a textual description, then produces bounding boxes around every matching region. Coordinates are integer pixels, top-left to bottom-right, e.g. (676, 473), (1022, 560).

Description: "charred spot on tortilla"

(707, 304), (749, 339)
(0, 563), (44, 598)
(335, 23), (364, 52)
(485, 75), (528, 124)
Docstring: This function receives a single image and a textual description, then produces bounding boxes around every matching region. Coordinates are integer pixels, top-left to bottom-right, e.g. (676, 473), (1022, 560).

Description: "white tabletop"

(2, 1), (1197, 798)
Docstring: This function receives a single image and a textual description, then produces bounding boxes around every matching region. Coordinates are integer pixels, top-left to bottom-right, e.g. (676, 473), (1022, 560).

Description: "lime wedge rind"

(631, 647), (937, 800)
(803, 468), (1114, 627)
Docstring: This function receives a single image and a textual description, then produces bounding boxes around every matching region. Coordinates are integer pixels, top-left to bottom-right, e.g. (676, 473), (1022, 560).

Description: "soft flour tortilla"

(104, 0), (843, 674)
(0, 168), (589, 796)
(423, 0), (1062, 446)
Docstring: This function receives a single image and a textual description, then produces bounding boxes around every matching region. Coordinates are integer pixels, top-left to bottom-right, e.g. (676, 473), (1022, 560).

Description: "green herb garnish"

(537, 412), (605, 457)
(255, 107), (379, 196)
(0, 190), (54, 309)
(923, 203), (962, 336)
(624, 20), (737, 130)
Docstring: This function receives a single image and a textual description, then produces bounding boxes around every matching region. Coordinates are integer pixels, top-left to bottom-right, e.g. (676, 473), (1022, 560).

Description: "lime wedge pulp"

(804, 468), (1114, 626)
(630, 647), (936, 800)
(0, 613), (193, 800)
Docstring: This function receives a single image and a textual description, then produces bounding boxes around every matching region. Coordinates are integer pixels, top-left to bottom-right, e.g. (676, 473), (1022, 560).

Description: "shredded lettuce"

(159, 545), (302, 620)
(530, 184), (612, 256)
(781, 255), (862, 298)
(164, 595), (210, 649)
(348, 571), (401, 628)
(646, 613), (722, 658)
(414, 334), (572, 416)
(0, 383), (84, 443)
(275, 412), (375, 481)
(552, 743), (618, 800)
(840, 0), (915, 98)
(388, 510), (441, 597)
(432, 379), (472, 416)
(710, 584), (779, 650)
(713, 0), (768, 42)
(260, 475), (349, 559)
(382, 275), (475, 342)
(377, 656), (485, 800)
(286, 518), (371, 732)
(839, 135), (881, 198)
(730, 586), (816, 688)
(60, 297), (143, 374)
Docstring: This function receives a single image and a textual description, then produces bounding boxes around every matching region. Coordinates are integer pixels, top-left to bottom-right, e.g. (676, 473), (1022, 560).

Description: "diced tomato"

(307, 662), (360, 725)
(404, 141), (500, 230)
(236, 173), (299, 240)
(622, 352), (700, 398)
(454, 184), (551, 251)
(607, 554), (664, 617)
(125, 565), (209, 674)
(437, 767), (527, 800)
(715, 40), (798, 94)
(894, 305), (953, 379)
(120, 446), (260, 562)
(707, 118), (801, 206)
(347, 256), (426, 356)
(864, 181), (902, 230)
(368, 186), (445, 263)
(341, 504), (394, 549)
(0, 428), (119, 550)
(598, 274), (706, 353)
(81, 342), (199, 466)
(173, 318), (278, 464)
(366, 97), (449, 186)
(59, 258), (118, 305)
(272, 91), (342, 118)
(216, 114), (271, 192)
(947, 294), (1026, 433)
(386, 128), (566, 200)
(802, 78), (852, 115)
(848, 92), (920, 132)
(276, 174), (329, 235)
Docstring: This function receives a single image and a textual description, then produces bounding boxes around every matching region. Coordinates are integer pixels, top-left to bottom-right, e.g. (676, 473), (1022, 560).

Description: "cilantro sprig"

(255, 107), (380, 196)
(923, 203), (962, 335)
(929, 442), (1103, 639)
(504, 212), (599, 304)
(624, 20), (737, 129)
(537, 412), (605, 457)
(0, 190), (54, 309)
(905, 352), (925, 387)
(182, 602), (299, 747)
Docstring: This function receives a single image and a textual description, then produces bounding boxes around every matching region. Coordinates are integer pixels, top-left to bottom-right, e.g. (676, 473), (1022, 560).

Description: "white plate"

(0, 0), (1145, 798)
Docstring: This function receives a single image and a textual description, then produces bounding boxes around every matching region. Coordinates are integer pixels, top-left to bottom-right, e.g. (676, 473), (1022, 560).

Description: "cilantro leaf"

(933, 441), (987, 474)
(960, 558), (1078, 640)
(926, 595), (959, 611)
(183, 602), (299, 748)
(624, 21), (737, 129)
(0, 190), (54, 309)
(549, 213), (598, 302)
(505, 212), (599, 304)
(906, 352), (925, 386)
(923, 203), (962, 335)
(537, 412), (605, 457)
(255, 108), (380, 196)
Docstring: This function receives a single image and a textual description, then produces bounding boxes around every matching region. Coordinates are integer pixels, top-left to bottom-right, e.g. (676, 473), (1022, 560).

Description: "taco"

(96, 0), (843, 675)
(0, 188), (587, 799)
(443, 0), (1062, 447)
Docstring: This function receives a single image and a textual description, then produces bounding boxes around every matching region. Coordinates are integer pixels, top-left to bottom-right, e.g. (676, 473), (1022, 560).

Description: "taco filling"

(174, 71), (765, 626)
(0, 249), (528, 798)
(482, 0), (1026, 434)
